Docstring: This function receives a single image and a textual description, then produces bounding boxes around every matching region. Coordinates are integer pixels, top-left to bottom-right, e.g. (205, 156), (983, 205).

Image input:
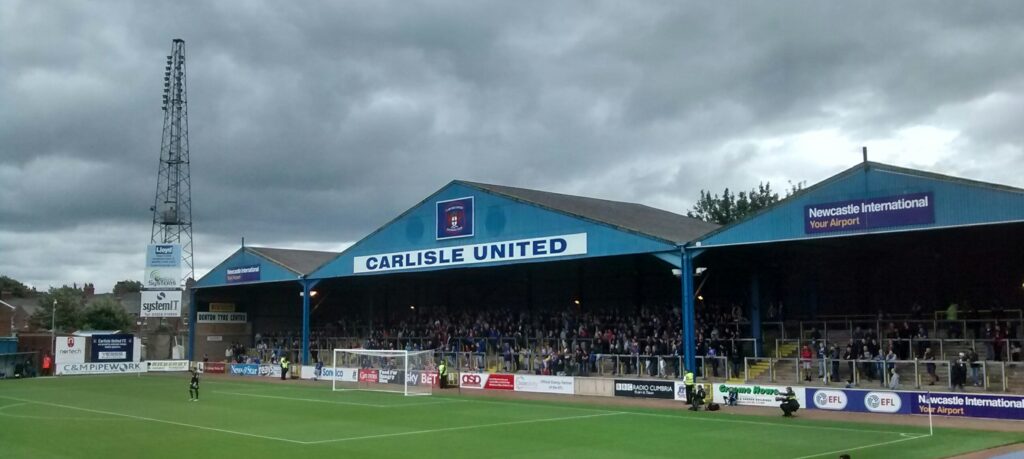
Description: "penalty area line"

(790, 433), (930, 459)
(0, 395), (305, 445)
(303, 411), (626, 445)
(213, 390), (461, 408)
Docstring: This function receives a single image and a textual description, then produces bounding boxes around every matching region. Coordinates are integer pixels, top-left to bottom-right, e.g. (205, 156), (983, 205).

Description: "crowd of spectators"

(244, 301), (751, 377)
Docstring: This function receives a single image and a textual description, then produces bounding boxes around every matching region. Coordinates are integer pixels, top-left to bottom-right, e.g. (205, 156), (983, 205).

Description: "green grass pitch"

(0, 374), (1019, 458)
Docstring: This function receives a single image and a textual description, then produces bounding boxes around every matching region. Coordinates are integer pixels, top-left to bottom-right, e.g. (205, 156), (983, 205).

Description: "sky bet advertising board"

(90, 334), (134, 363)
(804, 192), (934, 234)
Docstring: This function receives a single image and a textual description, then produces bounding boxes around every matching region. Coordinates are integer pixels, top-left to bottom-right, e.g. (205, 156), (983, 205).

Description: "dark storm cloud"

(2, 0), (1023, 291)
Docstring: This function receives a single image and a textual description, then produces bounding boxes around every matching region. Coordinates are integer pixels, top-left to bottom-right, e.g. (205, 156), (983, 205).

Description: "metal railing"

(741, 356), (1019, 392)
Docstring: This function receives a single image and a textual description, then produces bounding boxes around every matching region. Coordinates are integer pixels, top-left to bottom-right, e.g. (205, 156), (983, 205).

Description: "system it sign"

(436, 197), (474, 240)
(141, 290), (182, 317)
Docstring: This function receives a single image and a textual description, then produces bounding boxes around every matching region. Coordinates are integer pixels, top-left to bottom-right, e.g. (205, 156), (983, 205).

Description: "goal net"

(331, 349), (435, 396)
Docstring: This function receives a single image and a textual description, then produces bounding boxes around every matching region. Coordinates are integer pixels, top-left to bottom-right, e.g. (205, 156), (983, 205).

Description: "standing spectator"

(967, 349), (981, 387)
(923, 347), (938, 385)
(817, 343), (827, 381)
(42, 353), (52, 377)
(888, 368), (900, 390)
(983, 323), (996, 360)
(946, 303), (960, 338)
(842, 345), (855, 385)
(280, 355), (289, 381)
(951, 353), (967, 391)
(800, 345), (812, 382)
(730, 345), (744, 380)
(829, 344), (840, 383)
(707, 346), (719, 377)
(861, 345), (875, 381)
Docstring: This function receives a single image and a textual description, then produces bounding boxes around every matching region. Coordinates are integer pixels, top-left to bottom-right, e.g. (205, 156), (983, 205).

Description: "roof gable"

(311, 181), (696, 278)
(195, 246), (329, 288)
(696, 162), (1024, 248)
(461, 181), (718, 244)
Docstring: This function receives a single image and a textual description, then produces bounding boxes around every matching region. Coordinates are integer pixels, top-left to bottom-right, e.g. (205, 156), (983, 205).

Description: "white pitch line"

(0, 395), (305, 445)
(302, 411), (625, 445)
(621, 410), (920, 436)
(213, 391), (459, 408)
(437, 396), (919, 437)
(789, 434), (929, 459)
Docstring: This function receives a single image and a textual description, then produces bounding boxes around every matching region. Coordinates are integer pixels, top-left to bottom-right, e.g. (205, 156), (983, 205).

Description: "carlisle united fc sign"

(354, 233), (587, 274)
(436, 197), (474, 240)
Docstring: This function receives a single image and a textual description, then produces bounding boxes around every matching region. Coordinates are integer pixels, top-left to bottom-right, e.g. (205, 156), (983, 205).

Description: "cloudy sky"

(2, 1), (1023, 292)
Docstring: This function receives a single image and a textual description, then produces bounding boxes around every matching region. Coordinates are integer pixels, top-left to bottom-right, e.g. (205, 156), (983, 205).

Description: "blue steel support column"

(681, 247), (696, 373)
(300, 279), (320, 365)
(750, 273), (762, 357)
(188, 289), (197, 361)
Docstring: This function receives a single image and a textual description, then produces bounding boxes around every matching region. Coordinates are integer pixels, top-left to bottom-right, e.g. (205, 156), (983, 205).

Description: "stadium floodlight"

(331, 349), (434, 396)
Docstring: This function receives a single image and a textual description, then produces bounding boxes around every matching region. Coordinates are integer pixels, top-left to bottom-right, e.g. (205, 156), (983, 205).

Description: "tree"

(112, 280), (143, 295)
(29, 286), (86, 332)
(82, 297), (133, 331)
(687, 181), (805, 225)
(0, 275), (33, 297)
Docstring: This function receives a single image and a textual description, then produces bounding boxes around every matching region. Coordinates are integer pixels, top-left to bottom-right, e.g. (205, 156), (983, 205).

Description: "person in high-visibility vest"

(683, 371), (695, 405)
(42, 354), (52, 376)
(280, 356), (289, 380)
(438, 360), (448, 389)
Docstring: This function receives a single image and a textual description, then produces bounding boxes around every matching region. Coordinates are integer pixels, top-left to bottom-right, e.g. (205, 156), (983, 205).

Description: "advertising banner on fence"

(458, 373), (515, 390)
(145, 360), (191, 372)
(140, 290), (182, 318)
(710, 383), (808, 408)
(230, 364), (259, 376)
(199, 362), (226, 374)
(807, 388), (1024, 420)
(514, 374), (574, 395)
(359, 368), (379, 383)
(90, 334), (134, 363)
(614, 379), (675, 399)
(56, 362), (147, 376)
(804, 192), (934, 234)
(55, 336), (86, 365)
(299, 366), (360, 382)
(259, 364), (282, 378)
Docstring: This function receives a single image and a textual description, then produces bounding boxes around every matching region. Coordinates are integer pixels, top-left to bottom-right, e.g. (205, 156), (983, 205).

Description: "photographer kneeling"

(777, 386), (800, 417)
(689, 384), (707, 411)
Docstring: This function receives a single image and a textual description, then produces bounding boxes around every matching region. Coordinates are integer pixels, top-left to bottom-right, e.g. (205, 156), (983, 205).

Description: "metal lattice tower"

(150, 38), (194, 283)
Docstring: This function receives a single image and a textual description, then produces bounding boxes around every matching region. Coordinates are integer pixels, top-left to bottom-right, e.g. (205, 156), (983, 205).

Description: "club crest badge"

(436, 197), (474, 239)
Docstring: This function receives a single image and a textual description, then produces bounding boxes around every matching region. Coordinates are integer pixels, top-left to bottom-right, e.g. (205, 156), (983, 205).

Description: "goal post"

(331, 349), (435, 396)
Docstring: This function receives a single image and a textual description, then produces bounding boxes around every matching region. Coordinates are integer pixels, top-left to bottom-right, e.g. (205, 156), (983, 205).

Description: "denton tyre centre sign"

(805, 192), (934, 234)
(354, 233), (587, 274)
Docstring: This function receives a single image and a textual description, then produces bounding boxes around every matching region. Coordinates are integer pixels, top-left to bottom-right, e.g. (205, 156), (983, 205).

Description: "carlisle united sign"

(354, 233), (587, 274)
(436, 197), (474, 240)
